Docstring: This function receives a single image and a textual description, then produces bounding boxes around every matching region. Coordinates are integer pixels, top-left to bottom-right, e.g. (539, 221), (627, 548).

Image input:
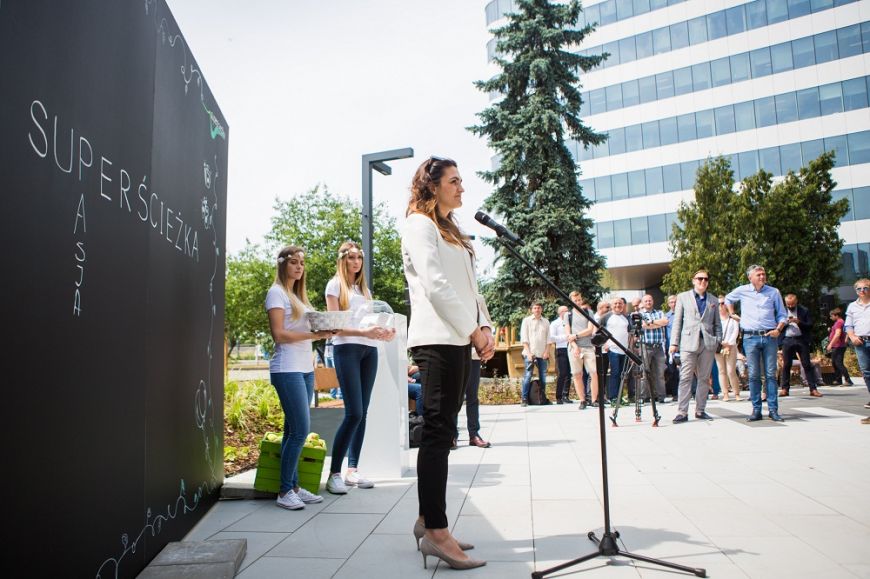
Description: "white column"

(357, 314), (410, 478)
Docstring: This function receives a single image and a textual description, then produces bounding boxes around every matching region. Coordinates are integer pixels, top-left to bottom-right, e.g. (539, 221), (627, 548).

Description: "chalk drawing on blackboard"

(95, 5), (227, 576)
(95, 478), (213, 579)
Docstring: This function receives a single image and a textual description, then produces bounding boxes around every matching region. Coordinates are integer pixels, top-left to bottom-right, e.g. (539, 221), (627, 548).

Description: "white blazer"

(402, 213), (491, 348)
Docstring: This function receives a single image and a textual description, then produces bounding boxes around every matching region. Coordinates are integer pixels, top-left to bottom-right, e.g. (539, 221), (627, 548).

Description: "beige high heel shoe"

(413, 519), (474, 550)
(420, 537), (486, 570)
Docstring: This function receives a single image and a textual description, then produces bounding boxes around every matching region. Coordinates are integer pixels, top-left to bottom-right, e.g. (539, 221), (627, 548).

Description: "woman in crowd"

(266, 246), (333, 510)
(403, 156), (493, 570)
(324, 241), (394, 494)
(826, 307), (853, 385)
(716, 295), (743, 401)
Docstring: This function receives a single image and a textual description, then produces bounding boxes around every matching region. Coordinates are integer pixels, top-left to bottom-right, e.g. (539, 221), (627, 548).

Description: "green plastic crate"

(254, 433), (327, 495)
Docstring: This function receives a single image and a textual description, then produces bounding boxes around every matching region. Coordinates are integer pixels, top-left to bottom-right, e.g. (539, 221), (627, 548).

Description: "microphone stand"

(487, 232), (706, 579)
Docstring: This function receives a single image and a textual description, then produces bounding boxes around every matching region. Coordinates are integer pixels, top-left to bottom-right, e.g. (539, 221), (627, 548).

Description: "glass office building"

(485, 0), (870, 297)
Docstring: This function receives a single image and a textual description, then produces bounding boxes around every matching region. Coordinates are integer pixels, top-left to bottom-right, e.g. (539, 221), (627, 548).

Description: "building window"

(843, 77), (869, 111)
(853, 186), (870, 220)
(628, 170), (646, 197)
(707, 11), (728, 41)
(780, 143), (803, 173)
(734, 101), (757, 131)
(715, 105), (736, 135)
(711, 57), (731, 87)
(659, 117), (678, 146)
(648, 213), (668, 243)
(759, 146), (782, 174)
(597, 221), (614, 249)
(824, 135), (849, 167)
(775, 92), (798, 123)
(848, 131), (870, 165)
(612, 172), (629, 200)
(755, 96), (777, 127)
(595, 176), (613, 202)
(770, 42), (793, 74)
(730, 52), (751, 83)
(677, 113), (697, 142)
(796, 87), (821, 119)
(746, 0), (767, 29)
(614, 219), (631, 247)
(674, 66), (693, 96)
(791, 36), (815, 68)
(671, 21), (690, 50)
(692, 62), (712, 91)
(645, 166), (664, 195)
(837, 24), (862, 58)
(819, 82), (844, 116)
(662, 163), (682, 192)
(801, 139), (824, 165)
(725, 5), (747, 35)
(814, 30), (839, 64)
(622, 80), (640, 107)
(750, 46), (772, 78)
(609, 127), (626, 155)
(688, 15), (707, 45)
(696, 109), (715, 138)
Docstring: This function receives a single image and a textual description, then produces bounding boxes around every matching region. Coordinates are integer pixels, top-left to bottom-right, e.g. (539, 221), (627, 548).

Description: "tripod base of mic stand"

(531, 530), (707, 579)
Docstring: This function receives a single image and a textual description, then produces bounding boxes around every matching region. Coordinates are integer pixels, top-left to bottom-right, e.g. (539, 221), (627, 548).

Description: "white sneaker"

(276, 491), (304, 510)
(326, 473), (348, 494)
(345, 471), (374, 489)
(295, 487), (323, 504)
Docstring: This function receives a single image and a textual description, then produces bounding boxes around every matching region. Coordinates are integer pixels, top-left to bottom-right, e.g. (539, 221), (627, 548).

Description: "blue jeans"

(271, 371), (314, 493)
(853, 341), (870, 393)
(408, 380), (424, 415)
(607, 351), (626, 400)
(521, 356), (548, 400)
(743, 334), (779, 414)
(330, 344), (378, 473)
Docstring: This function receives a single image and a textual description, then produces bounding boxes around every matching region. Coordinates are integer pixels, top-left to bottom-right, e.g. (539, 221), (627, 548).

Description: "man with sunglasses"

(725, 265), (788, 422)
(844, 278), (870, 422)
(669, 270), (722, 423)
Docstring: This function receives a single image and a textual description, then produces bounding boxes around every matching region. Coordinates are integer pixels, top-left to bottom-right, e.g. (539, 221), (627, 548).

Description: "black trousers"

(780, 336), (817, 390)
(555, 348), (571, 399)
(411, 344), (471, 529)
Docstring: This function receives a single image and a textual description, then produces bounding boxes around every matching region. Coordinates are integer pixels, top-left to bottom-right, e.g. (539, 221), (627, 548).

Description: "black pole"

(486, 233), (705, 579)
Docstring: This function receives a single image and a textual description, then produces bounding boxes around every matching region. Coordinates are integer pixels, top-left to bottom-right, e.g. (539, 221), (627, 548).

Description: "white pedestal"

(355, 314), (410, 479)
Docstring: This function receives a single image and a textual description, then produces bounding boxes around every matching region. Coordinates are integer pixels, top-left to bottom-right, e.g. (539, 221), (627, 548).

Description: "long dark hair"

(407, 156), (473, 253)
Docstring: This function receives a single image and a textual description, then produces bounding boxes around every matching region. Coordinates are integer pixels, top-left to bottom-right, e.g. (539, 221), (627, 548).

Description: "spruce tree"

(469, 0), (606, 325)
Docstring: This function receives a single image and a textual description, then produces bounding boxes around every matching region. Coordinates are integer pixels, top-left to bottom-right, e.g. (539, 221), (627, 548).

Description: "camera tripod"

(609, 332), (661, 427)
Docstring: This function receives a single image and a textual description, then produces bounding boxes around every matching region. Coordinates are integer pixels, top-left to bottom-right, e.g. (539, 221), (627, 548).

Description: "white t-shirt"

(265, 284), (314, 373)
(324, 277), (377, 348)
(604, 313), (631, 354)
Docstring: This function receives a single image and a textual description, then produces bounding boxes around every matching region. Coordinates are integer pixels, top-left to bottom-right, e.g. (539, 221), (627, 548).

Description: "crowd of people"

(517, 269), (870, 427)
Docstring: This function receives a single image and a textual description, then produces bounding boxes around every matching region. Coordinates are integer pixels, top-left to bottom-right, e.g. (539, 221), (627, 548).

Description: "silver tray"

(306, 310), (352, 332)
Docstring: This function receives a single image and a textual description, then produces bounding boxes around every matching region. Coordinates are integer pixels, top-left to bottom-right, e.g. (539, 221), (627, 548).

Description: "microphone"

(474, 211), (525, 246)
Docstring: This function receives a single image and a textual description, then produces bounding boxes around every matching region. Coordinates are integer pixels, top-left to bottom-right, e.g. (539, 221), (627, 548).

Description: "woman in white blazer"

(402, 156), (493, 570)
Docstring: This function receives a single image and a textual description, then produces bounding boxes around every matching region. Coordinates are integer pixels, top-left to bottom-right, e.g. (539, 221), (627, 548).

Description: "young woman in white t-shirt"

(265, 245), (333, 511)
(324, 241), (394, 494)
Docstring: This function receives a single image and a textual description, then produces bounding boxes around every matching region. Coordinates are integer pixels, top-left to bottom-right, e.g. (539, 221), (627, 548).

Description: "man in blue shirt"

(725, 265), (788, 422)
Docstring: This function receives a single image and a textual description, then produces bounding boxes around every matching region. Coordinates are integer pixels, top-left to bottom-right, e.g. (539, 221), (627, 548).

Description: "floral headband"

(339, 247), (364, 259)
(277, 251), (304, 264)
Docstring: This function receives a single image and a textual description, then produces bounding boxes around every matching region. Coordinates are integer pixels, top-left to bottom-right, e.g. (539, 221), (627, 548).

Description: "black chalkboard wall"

(0, 1), (228, 576)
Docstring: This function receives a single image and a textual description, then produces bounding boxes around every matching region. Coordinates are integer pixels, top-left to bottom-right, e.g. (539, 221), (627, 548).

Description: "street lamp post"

(361, 147), (414, 291)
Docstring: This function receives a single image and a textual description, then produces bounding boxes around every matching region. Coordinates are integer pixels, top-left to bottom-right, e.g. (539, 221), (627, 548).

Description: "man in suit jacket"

(669, 270), (723, 423)
(779, 293), (822, 397)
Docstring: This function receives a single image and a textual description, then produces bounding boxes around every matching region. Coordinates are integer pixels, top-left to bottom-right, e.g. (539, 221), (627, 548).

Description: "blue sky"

(169, 0), (500, 274)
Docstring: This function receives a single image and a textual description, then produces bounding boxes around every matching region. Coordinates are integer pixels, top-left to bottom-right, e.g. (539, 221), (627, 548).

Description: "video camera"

(629, 311), (644, 335)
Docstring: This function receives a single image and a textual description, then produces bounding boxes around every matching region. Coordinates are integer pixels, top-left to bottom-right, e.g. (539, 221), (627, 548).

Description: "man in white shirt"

(550, 305), (572, 404)
(602, 297), (630, 402)
(844, 277), (870, 422)
(521, 302), (553, 406)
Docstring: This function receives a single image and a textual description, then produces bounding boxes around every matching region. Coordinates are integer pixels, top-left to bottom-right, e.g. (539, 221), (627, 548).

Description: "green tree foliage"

(469, 0), (606, 326)
(225, 242), (273, 353)
(265, 185), (407, 316)
(663, 152), (848, 345)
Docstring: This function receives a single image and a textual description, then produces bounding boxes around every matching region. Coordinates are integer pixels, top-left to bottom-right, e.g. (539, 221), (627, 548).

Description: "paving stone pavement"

(185, 382), (870, 578)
